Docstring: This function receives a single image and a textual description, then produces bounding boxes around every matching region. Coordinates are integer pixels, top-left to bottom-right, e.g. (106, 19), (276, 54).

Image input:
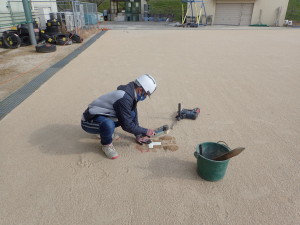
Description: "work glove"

(136, 135), (152, 145)
(146, 129), (156, 137)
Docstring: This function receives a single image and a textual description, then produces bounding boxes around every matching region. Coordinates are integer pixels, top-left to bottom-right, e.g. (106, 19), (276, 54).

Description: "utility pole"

(22, 0), (37, 46)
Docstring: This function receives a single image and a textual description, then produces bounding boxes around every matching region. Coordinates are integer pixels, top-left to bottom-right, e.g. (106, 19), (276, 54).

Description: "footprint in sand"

(77, 155), (92, 168)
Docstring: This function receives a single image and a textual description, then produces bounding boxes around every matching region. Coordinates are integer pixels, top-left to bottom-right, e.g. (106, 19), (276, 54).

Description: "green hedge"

(149, 0), (182, 21)
(286, 0), (300, 21)
(97, 0), (110, 12)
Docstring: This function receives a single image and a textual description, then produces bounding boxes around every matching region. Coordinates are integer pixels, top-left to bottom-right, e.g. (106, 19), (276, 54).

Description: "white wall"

(186, 0), (289, 26)
(0, 1), (8, 32)
(0, 0), (26, 32)
(0, 1), (8, 12)
(31, 0), (58, 13)
(0, 0), (23, 14)
(30, 0), (58, 28)
(252, 0), (289, 26)
(0, 0), (59, 33)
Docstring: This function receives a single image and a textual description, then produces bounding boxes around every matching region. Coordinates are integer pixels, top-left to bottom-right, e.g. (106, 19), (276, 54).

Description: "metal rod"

(22, 0), (37, 45)
(71, 0), (78, 34)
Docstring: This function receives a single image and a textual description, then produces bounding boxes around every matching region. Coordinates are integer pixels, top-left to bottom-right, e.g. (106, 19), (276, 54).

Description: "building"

(30, 0), (58, 28)
(0, 0), (58, 32)
(187, 0), (290, 26)
(109, 0), (148, 21)
(0, 0), (98, 34)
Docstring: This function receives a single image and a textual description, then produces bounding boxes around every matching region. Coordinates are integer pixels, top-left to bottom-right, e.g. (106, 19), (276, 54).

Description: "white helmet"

(134, 74), (157, 96)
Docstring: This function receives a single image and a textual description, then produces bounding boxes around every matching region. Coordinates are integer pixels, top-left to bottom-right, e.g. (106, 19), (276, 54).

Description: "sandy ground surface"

(0, 28), (300, 225)
(0, 22), (294, 101)
(0, 28), (99, 101)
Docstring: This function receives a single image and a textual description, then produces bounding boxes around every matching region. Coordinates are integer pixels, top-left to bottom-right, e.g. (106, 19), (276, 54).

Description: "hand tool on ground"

(213, 147), (245, 161)
(175, 103), (200, 121)
(154, 125), (169, 137)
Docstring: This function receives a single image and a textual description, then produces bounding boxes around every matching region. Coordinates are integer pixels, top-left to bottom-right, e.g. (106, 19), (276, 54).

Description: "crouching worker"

(81, 74), (157, 159)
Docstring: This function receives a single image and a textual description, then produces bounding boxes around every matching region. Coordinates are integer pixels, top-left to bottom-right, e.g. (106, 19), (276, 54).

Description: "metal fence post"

(22, 0), (37, 45)
(72, 0), (78, 34)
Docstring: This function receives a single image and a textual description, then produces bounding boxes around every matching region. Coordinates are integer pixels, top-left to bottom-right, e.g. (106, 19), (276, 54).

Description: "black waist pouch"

(83, 107), (97, 122)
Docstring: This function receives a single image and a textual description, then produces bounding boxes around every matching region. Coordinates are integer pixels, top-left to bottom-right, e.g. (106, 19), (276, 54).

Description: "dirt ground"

(0, 27), (100, 101)
(0, 27), (300, 225)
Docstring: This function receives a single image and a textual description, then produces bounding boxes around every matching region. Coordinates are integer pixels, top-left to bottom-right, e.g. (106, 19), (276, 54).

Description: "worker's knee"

(100, 119), (115, 134)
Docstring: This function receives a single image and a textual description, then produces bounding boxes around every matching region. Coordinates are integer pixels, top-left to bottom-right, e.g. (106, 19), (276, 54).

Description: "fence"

(0, 0), (99, 35)
(0, 1), (27, 30)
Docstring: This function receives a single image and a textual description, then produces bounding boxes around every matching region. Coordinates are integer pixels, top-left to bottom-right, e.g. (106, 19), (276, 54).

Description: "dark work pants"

(81, 111), (136, 145)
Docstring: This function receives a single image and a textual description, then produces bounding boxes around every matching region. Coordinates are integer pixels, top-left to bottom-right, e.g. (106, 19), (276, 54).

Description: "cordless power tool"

(154, 125), (169, 136)
(175, 103), (200, 121)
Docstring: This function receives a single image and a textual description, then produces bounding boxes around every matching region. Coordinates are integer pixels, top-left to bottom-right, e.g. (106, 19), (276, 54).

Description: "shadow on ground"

(30, 123), (135, 156)
(30, 124), (101, 155)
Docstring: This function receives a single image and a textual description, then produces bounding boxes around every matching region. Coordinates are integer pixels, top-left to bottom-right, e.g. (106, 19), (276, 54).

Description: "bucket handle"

(194, 144), (202, 158)
(217, 141), (228, 147)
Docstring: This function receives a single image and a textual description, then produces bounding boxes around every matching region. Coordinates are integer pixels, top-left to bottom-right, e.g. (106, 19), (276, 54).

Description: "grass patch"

(148, 0), (182, 21)
(286, 0), (300, 21)
(97, 0), (110, 12)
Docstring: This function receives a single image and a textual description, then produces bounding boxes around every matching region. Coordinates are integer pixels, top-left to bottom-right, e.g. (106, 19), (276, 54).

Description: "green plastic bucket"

(194, 142), (231, 181)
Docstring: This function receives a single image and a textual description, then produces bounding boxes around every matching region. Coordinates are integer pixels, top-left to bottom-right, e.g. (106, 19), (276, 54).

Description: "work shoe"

(101, 144), (120, 159)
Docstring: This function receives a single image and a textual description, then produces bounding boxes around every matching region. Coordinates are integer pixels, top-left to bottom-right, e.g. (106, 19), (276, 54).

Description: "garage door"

(214, 3), (254, 26)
